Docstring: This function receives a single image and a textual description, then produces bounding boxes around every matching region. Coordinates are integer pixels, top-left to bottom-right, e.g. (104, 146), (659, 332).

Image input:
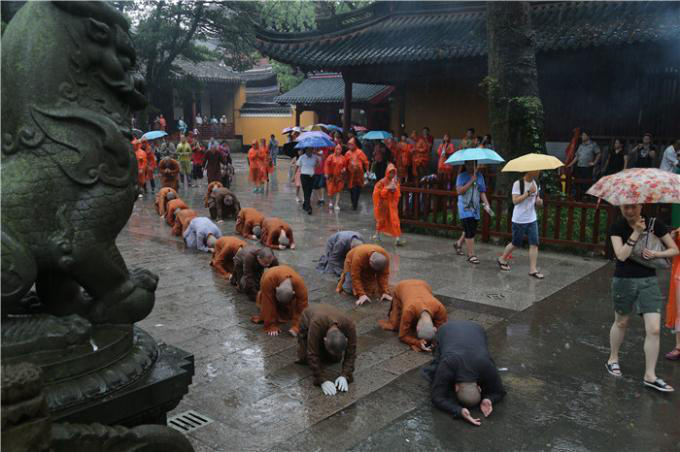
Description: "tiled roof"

(239, 102), (291, 115)
(274, 74), (394, 105)
(256, 1), (680, 70)
(175, 59), (241, 84)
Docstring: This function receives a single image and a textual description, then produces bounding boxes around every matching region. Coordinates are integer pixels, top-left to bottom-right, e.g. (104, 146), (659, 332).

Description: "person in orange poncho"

(665, 228), (680, 360)
(372, 163), (404, 246)
(210, 236), (247, 279)
(437, 133), (456, 178)
(259, 138), (273, 190)
(165, 198), (189, 227)
(171, 208), (197, 237)
(251, 265), (308, 336)
(395, 133), (413, 182)
(133, 139), (147, 197)
(384, 137), (397, 165)
(235, 207), (265, 239)
(344, 138), (369, 211)
(158, 157), (180, 190)
(142, 139), (157, 193)
(324, 141), (347, 211)
(412, 132), (431, 182)
(377, 279), (448, 352)
(155, 187), (177, 217)
(248, 140), (264, 193)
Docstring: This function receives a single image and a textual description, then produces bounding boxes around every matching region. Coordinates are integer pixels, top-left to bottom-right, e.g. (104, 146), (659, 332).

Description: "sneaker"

(295, 196), (301, 203)
(334, 204), (340, 211)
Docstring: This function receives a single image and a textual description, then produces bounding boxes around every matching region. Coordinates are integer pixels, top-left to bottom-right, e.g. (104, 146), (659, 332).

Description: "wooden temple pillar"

(342, 72), (352, 133)
(295, 106), (303, 126)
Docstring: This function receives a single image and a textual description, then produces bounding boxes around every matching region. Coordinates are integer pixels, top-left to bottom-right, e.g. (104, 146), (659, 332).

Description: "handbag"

(630, 217), (671, 269)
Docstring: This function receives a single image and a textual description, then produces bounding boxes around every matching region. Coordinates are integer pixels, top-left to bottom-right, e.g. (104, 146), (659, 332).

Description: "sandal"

(467, 256), (480, 265)
(664, 348), (680, 361)
(497, 258), (510, 271)
(454, 243), (464, 255)
(605, 362), (622, 377)
(529, 271), (544, 280)
(643, 378), (674, 392)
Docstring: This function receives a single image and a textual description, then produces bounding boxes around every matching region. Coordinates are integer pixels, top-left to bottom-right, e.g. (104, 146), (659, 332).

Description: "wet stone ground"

(119, 154), (679, 451)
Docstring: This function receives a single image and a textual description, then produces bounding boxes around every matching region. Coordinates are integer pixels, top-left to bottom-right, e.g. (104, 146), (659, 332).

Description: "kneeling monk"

(172, 208), (197, 237)
(372, 163), (404, 246)
(316, 231), (364, 276)
(251, 265), (308, 336)
(421, 320), (506, 426)
(231, 246), (278, 301)
(165, 197), (189, 227)
(235, 207), (265, 240)
(158, 156), (180, 190)
(296, 304), (357, 396)
(184, 216), (222, 252)
(260, 217), (295, 250)
(209, 186), (240, 222)
(204, 181), (223, 208)
(378, 279), (448, 352)
(337, 244), (391, 306)
(211, 236), (247, 278)
(155, 187), (177, 216)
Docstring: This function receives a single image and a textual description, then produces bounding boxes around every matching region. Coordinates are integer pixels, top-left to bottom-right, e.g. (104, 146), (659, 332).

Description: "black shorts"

(461, 217), (478, 239)
(313, 174), (326, 189)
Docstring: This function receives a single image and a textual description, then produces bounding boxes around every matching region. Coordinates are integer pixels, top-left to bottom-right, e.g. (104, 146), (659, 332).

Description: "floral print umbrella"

(587, 168), (680, 205)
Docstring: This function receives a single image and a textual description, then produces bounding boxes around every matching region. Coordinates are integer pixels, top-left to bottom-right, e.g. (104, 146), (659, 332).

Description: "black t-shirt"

(609, 217), (668, 278)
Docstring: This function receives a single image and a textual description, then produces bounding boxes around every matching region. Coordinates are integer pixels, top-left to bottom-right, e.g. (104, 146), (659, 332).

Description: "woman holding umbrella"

(588, 169), (680, 391)
(454, 161), (490, 264)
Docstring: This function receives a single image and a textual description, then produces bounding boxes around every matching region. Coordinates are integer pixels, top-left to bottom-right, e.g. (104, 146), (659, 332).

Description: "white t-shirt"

(511, 179), (538, 224)
(297, 153), (320, 176)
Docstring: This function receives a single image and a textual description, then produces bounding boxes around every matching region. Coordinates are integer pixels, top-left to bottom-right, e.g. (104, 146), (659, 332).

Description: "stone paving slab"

(119, 155), (611, 451)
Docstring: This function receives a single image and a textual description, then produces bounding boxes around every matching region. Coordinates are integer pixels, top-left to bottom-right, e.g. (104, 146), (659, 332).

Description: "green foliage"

(271, 60), (304, 93)
(259, 0), (316, 32)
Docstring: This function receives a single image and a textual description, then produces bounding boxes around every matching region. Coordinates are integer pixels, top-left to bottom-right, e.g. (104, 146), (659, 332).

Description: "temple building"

(256, 1), (680, 143)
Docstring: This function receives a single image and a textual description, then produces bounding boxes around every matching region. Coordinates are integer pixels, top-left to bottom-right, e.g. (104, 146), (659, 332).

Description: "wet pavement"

(118, 155), (679, 451)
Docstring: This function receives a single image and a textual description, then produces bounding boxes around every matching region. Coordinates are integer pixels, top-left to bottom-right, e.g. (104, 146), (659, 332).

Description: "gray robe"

(316, 231), (364, 276)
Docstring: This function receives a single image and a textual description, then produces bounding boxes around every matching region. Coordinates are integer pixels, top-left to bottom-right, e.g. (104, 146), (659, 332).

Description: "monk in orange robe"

(344, 138), (369, 211)
(155, 187), (177, 216)
(260, 217), (295, 250)
(251, 265), (308, 336)
(248, 140), (264, 193)
(210, 236), (247, 278)
(235, 207), (265, 239)
(412, 132), (430, 181)
(372, 163), (403, 245)
(378, 279), (448, 352)
(133, 140), (147, 196)
(436, 133), (456, 178)
(172, 208), (197, 236)
(158, 157), (180, 190)
(165, 198), (189, 227)
(324, 143), (347, 210)
(204, 181), (223, 207)
(337, 244), (391, 306)
(143, 139), (157, 193)
(395, 133), (413, 182)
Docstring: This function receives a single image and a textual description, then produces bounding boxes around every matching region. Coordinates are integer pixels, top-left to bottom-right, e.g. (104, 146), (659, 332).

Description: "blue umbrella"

(362, 130), (392, 140)
(295, 135), (335, 149)
(141, 130), (168, 141)
(445, 148), (505, 165)
(323, 124), (343, 132)
(295, 131), (332, 141)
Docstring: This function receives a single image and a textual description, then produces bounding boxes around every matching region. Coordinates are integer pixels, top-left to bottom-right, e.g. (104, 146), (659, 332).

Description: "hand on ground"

(288, 327), (299, 337)
(290, 243), (296, 249)
(217, 220), (224, 224)
(279, 244), (286, 250)
(480, 399), (493, 417)
(461, 408), (481, 426)
(335, 376), (348, 392)
(380, 293), (393, 302)
(355, 295), (371, 306)
(419, 339), (432, 352)
(321, 381), (337, 396)
(266, 327), (281, 337)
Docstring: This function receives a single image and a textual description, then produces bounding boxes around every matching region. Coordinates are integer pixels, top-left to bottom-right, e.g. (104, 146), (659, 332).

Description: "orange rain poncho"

(344, 139), (369, 189)
(133, 139), (147, 186)
(143, 140), (156, 182)
(412, 135), (430, 176)
(248, 141), (263, 185)
(395, 139), (413, 179)
(437, 141), (456, 175)
(665, 232), (680, 331)
(259, 138), (273, 180)
(324, 145), (347, 196)
(372, 163), (401, 237)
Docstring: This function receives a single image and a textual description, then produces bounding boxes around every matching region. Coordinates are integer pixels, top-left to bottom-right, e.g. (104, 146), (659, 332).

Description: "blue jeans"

(511, 221), (539, 247)
(270, 150), (278, 166)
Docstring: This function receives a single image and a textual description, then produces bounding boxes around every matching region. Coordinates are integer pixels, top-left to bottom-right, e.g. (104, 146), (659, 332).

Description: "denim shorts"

(313, 174), (326, 189)
(511, 221), (539, 246)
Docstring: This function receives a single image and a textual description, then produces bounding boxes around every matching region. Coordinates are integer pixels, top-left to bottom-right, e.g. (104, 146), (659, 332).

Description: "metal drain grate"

(167, 410), (214, 434)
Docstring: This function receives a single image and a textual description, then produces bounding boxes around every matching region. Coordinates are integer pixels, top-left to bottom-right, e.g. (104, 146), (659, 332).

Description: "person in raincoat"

(344, 138), (369, 211)
(248, 140), (264, 193)
(372, 163), (404, 246)
(324, 141), (347, 211)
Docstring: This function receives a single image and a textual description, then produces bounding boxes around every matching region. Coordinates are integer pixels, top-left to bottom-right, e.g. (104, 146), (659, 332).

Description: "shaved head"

(278, 229), (289, 246)
(456, 382), (481, 408)
(275, 278), (294, 303)
(224, 195), (234, 206)
(256, 247), (275, 267)
(369, 252), (387, 272)
(416, 312), (435, 341)
(324, 326), (347, 357)
(166, 191), (176, 200)
(252, 225), (262, 238)
(212, 186), (219, 193)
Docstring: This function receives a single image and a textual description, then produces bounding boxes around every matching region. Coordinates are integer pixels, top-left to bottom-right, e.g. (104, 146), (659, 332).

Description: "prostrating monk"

(344, 138), (369, 211)
(250, 265), (308, 336)
(378, 279), (448, 352)
(231, 246), (279, 301)
(395, 133), (413, 182)
(372, 163), (403, 246)
(337, 244), (391, 306)
(158, 156), (180, 190)
(248, 140), (264, 193)
(235, 207), (265, 239)
(165, 198), (189, 227)
(155, 187), (177, 216)
(210, 236), (247, 278)
(172, 208), (197, 237)
(204, 181), (223, 208)
(260, 217), (295, 250)
(324, 142), (347, 211)
(209, 186), (240, 223)
(133, 139), (147, 196)
(412, 132), (430, 181)
(421, 320), (506, 426)
(183, 216), (222, 252)
(296, 304), (357, 396)
(316, 231), (364, 276)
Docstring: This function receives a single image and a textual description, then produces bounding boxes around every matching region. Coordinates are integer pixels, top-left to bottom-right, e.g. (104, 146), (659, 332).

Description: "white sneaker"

(334, 204), (340, 211)
(295, 196), (301, 203)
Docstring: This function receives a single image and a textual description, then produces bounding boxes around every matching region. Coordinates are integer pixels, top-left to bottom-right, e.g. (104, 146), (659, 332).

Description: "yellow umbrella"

(501, 153), (564, 172)
(303, 124), (326, 132)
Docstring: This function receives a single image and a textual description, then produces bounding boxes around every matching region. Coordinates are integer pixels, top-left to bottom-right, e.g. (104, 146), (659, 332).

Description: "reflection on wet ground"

(119, 155), (678, 451)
